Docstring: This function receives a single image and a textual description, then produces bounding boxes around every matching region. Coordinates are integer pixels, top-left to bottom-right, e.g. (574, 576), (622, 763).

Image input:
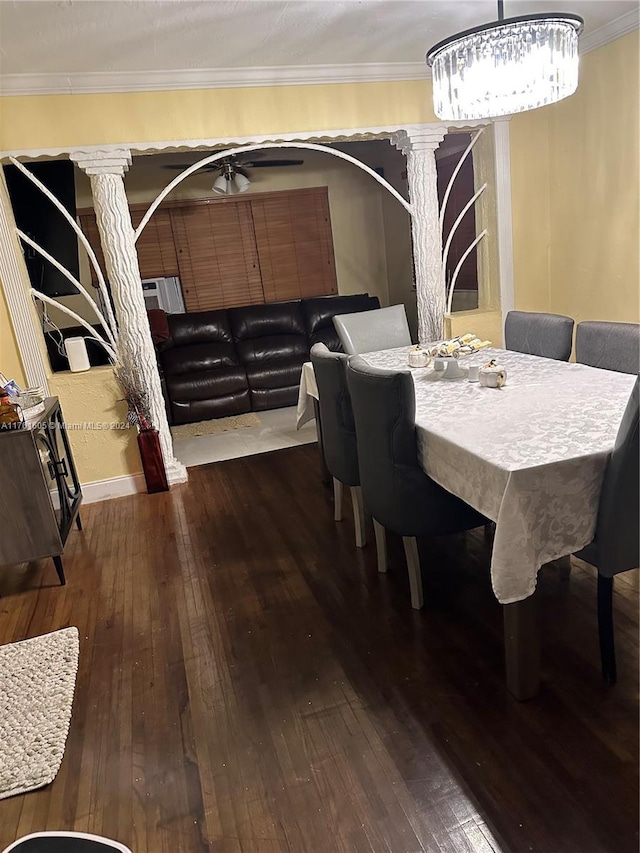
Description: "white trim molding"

(0, 121), (487, 162)
(76, 473), (146, 505)
(0, 62), (429, 97)
(580, 8), (640, 54)
(1, 7), (637, 100)
(493, 118), (515, 322)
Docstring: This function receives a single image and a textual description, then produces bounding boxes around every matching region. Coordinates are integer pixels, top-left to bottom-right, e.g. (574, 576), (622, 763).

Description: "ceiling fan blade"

(162, 164), (220, 171)
(241, 159), (304, 168)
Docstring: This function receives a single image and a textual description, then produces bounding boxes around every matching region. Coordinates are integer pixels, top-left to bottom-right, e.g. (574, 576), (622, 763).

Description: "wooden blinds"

(130, 209), (179, 279)
(78, 209), (178, 283)
(251, 188), (337, 303)
(170, 200), (264, 312)
(77, 186), (338, 310)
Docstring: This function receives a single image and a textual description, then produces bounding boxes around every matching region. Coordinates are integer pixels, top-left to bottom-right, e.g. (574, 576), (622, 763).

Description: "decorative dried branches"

(113, 364), (153, 431)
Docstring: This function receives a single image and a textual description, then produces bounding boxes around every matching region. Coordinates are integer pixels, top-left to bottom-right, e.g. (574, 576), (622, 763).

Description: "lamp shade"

(427, 13), (583, 120)
(212, 175), (228, 195)
(234, 173), (251, 193)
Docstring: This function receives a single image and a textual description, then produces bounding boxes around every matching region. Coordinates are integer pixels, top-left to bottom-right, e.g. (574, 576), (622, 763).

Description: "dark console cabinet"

(0, 397), (83, 584)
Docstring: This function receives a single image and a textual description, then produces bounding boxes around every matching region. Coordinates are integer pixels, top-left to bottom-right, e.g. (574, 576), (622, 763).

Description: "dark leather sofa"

(157, 293), (379, 424)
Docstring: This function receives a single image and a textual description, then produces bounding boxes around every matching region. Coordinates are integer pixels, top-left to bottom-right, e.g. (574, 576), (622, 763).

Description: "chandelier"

(426, 1), (584, 121)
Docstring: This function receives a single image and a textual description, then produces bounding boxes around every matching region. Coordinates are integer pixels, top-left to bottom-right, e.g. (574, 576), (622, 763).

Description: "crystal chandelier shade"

(427, 13), (583, 121)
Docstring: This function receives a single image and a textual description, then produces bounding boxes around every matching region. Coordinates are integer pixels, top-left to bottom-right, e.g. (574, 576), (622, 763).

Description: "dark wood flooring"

(0, 444), (637, 852)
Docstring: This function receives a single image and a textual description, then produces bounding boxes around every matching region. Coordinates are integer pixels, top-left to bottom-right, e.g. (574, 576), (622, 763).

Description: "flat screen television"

(4, 160), (80, 297)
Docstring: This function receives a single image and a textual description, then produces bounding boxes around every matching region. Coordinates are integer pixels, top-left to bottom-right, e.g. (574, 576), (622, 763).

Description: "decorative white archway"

(135, 135), (483, 344)
(0, 119), (514, 491)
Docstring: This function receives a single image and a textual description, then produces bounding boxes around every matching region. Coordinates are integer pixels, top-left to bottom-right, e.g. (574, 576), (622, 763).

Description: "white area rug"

(171, 412), (261, 439)
(0, 627), (79, 800)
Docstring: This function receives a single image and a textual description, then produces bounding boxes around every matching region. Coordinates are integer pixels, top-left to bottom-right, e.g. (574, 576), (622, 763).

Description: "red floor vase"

(137, 428), (169, 493)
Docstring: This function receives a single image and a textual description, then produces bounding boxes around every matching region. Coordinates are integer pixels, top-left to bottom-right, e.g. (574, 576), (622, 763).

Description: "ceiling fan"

(162, 151), (304, 195)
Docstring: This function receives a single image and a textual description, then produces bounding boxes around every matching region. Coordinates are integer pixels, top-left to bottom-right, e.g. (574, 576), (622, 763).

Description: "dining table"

(296, 346), (637, 699)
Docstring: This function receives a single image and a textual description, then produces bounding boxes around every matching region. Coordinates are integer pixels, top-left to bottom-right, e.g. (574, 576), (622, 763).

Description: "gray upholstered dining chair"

(310, 343), (366, 547)
(333, 304), (412, 355)
(504, 310), (574, 361)
(575, 321), (640, 374)
(574, 376), (639, 684)
(346, 356), (486, 608)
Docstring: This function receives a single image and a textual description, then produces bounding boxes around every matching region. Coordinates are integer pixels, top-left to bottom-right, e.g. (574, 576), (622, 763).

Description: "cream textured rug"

(171, 412), (261, 439)
(0, 627), (79, 800)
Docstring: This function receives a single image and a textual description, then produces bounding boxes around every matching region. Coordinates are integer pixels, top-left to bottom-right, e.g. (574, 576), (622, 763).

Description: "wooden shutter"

(77, 213), (105, 285)
(78, 208), (179, 282)
(130, 209), (179, 278)
(170, 200), (264, 312)
(250, 187), (337, 303)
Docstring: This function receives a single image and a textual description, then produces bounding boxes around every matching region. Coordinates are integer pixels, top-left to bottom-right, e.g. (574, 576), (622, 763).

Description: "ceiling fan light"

(426, 13), (583, 120)
(212, 174), (228, 194)
(234, 173), (251, 193)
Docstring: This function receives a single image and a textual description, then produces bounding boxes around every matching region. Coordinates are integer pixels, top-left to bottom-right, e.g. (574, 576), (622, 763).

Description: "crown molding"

(579, 8), (639, 54)
(1, 8), (635, 99)
(0, 61), (430, 97)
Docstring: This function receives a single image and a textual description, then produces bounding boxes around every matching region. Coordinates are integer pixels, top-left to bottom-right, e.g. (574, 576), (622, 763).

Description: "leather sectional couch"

(156, 293), (380, 425)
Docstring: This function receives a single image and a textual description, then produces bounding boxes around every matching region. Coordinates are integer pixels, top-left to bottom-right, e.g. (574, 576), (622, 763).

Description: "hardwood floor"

(0, 444), (637, 852)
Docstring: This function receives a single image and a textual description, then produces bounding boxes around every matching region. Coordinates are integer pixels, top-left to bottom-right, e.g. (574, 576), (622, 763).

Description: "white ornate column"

(70, 149), (187, 485)
(393, 125), (448, 343)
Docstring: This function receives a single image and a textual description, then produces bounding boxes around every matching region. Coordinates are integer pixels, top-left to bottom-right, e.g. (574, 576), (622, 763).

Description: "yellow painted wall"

(0, 80), (436, 154)
(444, 309), (503, 348)
(510, 31), (639, 323)
(49, 368), (142, 482)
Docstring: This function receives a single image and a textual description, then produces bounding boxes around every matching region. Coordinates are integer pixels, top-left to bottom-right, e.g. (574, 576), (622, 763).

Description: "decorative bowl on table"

(426, 334), (492, 380)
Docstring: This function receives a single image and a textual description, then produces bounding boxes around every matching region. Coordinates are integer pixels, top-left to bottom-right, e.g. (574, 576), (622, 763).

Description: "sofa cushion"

(302, 294), (380, 335)
(245, 357), (305, 390)
(249, 385), (300, 411)
(161, 342), (239, 376)
(168, 310), (233, 346)
(308, 326), (343, 353)
(166, 366), (248, 402)
(170, 391), (251, 424)
(237, 334), (308, 365)
(229, 301), (305, 341)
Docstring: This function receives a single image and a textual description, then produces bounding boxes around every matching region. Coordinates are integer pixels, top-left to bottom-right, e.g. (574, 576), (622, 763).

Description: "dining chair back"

(504, 310), (574, 361)
(310, 343), (366, 547)
(575, 321), (640, 374)
(333, 304), (412, 355)
(346, 356), (485, 607)
(2, 832), (132, 852)
(575, 376), (639, 682)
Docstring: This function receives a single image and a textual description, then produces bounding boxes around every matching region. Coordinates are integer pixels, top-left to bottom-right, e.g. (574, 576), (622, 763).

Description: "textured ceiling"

(0, 0), (637, 75)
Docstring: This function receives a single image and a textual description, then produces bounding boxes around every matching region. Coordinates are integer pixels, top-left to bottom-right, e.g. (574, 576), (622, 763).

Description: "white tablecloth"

(296, 362), (318, 428)
(359, 346), (636, 604)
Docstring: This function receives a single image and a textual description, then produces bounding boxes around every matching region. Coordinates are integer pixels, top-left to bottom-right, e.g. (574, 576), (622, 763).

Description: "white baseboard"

(81, 473), (147, 504)
(53, 468), (187, 508)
